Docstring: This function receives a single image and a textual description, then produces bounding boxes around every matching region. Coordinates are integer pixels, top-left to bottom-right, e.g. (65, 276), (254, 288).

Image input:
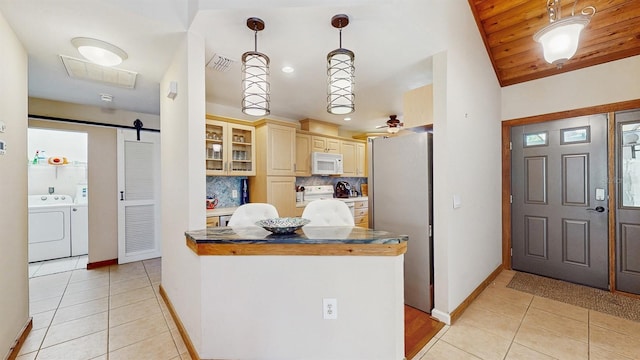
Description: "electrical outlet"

(323, 298), (337, 320)
(232, 190), (238, 198)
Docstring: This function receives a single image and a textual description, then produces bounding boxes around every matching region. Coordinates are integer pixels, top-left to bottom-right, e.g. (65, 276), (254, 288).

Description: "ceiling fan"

(376, 115), (404, 133)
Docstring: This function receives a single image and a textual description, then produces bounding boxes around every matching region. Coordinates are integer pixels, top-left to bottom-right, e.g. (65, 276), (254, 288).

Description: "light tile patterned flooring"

(21, 261), (640, 360)
(416, 270), (640, 360)
(20, 257), (189, 360)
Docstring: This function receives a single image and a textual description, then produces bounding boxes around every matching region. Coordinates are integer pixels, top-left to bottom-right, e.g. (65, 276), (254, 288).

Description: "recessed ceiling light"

(281, 66), (294, 73)
(71, 37), (128, 67)
(344, 117), (351, 121)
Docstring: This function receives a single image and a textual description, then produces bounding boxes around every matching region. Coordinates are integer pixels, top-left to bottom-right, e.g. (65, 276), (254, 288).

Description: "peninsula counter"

(163, 226), (408, 360)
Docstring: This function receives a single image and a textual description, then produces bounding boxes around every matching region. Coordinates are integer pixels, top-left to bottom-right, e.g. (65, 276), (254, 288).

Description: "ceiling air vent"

(206, 53), (234, 72)
(60, 55), (137, 88)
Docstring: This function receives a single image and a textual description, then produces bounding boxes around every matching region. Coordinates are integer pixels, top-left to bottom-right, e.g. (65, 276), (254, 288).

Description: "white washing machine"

(28, 194), (73, 262)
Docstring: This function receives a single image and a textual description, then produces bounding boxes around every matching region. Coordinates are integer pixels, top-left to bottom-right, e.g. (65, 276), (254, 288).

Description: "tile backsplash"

(206, 176), (246, 208)
(206, 175), (368, 209)
(296, 176), (368, 195)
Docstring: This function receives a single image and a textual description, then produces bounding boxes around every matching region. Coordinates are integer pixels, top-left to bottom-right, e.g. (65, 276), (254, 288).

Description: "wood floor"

(405, 305), (444, 359)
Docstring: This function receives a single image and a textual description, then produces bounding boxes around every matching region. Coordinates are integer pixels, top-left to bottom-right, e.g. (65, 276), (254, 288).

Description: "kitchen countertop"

(206, 206), (238, 217)
(295, 196), (368, 208)
(185, 225), (406, 256)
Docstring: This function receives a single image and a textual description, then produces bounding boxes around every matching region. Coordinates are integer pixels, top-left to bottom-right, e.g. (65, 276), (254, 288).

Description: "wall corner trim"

(5, 318), (32, 360)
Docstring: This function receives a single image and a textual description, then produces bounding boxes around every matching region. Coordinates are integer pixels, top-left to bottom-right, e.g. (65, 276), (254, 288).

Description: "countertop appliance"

(335, 181), (351, 198)
(311, 152), (343, 175)
(369, 132), (433, 313)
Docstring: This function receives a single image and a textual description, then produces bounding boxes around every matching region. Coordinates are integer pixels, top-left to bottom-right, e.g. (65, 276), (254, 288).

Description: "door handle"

(120, 191), (124, 201)
(586, 206), (606, 213)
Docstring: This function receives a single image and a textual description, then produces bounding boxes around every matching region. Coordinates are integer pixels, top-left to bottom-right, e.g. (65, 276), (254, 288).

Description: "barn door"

(117, 129), (161, 264)
(511, 115), (609, 289)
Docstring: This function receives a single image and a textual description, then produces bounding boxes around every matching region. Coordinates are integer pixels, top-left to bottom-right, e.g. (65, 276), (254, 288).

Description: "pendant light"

(327, 14), (355, 115)
(242, 17), (270, 117)
(533, 0), (596, 68)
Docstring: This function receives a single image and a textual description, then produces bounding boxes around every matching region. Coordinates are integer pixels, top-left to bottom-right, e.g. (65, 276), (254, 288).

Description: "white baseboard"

(431, 308), (451, 325)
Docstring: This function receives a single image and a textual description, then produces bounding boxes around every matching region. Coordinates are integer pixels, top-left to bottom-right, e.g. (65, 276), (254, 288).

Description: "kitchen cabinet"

(255, 121), (296, 176)
(354, 200), (369, 228)
(295, 133), (311, 176)
(205, 118), (255, 176)
(249, 175), (297, 217)
(340, 140), (367, 177)
(206, 216), (220, 227)
(311, 135), (340, 154)
(250, 119), (298, 217)
(356, 142), (366, 177)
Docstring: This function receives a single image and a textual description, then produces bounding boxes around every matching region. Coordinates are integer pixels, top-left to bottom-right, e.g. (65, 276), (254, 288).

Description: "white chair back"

(301, 199), (355, 226)
(227, 203), (279, 227)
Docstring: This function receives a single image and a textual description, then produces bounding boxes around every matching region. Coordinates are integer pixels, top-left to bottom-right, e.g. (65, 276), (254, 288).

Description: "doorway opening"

(27, 128), (89, 278)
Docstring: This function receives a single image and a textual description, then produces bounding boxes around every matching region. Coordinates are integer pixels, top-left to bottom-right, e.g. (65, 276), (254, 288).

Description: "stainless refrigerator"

(369, 131), (433, 313)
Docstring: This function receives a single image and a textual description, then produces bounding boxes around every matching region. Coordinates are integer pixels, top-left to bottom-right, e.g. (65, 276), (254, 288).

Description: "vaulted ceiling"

(468, 0), (640, 87)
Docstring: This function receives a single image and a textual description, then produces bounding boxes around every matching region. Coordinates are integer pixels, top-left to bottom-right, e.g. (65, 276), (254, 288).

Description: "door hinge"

(510, 248), (513, 256)
(429, 225), (433, 237)
(510, 195), (513, 204)
(509, 142), (512, 150)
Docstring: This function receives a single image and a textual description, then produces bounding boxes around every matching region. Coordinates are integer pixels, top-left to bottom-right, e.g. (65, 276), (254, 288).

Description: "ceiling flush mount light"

(533, 0), (596, 68)
(242, 17), (270, 117)
(281, 66), (294, 73)
(71, 37), (127, 67)
(327, 14), (355, 115)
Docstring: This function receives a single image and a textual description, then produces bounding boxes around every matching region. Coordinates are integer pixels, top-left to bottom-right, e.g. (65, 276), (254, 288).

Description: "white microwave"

(311, 152), (343, 175)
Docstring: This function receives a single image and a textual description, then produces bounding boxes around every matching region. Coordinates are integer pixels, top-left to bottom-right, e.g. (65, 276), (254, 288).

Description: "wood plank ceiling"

(468, 0), (640, 86)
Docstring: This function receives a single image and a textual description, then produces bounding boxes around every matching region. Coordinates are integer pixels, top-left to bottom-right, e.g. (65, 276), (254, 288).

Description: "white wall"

(502, 55), (640, 120)
(0, 10), (29, 358)
(28, 128), (87, 197)
(200, 256), (404, 359)
(160, 30), (206, 351)
(431, 2), (503, 324)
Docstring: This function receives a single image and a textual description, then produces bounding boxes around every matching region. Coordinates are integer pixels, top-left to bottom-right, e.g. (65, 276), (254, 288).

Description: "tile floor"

(416, 270), (640, 360)
(20, 257), (189, 360)
(29, 256), (88, 278)
(20, 261), (640, 360)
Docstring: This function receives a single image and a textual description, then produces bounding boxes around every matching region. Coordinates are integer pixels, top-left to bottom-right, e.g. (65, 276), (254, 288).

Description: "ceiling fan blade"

(375, 125), (388, 129)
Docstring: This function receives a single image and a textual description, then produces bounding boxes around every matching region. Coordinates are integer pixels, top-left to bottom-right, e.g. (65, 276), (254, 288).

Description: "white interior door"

(117, 129), (161, 264)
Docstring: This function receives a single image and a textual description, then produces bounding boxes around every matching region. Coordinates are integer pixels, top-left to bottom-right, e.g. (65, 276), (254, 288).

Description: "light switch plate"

(453, 194), (462, 209)
(0, 121), (6, 133)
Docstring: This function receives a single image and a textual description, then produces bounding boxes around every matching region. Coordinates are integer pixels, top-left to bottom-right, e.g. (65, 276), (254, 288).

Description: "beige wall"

(27, 119), (119, 263)
(29, 98), (161, 130)
(28, 99), (160, 263)
(502, 55), (640, 120)
(431, 1), (503, 324)
(0, 10), (29, 358)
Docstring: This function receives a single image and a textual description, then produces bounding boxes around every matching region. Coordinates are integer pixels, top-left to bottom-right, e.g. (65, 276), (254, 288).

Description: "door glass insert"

(621, 121), (640, 207)
(561, 126), (590, 144)
(524, 131), (548, 147)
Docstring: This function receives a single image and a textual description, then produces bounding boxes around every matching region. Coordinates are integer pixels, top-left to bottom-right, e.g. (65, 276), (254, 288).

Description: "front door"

(511, 115), (609, 289)
(615, 110), (640, 294)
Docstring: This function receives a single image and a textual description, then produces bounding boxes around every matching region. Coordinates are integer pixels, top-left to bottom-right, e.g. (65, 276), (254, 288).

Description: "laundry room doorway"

(27, 127), (89, 275)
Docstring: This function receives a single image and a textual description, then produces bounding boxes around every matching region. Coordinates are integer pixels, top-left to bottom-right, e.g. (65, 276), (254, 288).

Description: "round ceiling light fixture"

(71, 37), (128, 67)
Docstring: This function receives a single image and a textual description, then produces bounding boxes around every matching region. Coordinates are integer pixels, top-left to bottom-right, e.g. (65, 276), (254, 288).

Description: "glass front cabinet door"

(206, 119), (255, 176)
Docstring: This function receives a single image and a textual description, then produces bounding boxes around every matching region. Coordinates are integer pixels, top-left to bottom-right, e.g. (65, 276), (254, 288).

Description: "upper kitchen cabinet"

(403, 84), (433, 128)
(295, 133), (311, 176)
(340, 140), (367, 177)
(205, 117), (256, 176)
(254, 120), (296, 176)
(312, 136), (340, 154)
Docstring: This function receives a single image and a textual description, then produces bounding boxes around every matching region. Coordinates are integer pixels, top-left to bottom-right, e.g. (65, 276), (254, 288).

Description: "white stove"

(303, 185), (355, 216)
(303, 185), (335, 201)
